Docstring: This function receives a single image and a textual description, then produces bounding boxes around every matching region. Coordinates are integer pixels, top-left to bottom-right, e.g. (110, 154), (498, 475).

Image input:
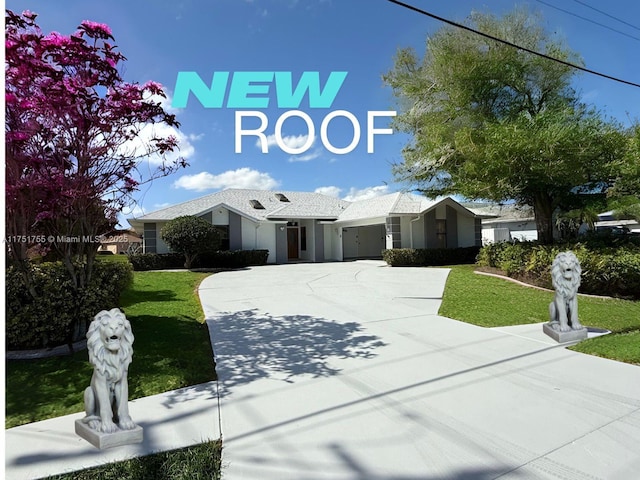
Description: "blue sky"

(7, 0), (640, 227)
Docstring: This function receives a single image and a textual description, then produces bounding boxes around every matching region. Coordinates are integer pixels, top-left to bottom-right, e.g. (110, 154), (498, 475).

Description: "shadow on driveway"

(207, 309), (387, 396)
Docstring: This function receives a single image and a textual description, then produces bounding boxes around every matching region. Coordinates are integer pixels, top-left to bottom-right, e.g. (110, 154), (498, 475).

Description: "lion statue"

(548, 251), (583, 332)
(81, 308), (137, 433)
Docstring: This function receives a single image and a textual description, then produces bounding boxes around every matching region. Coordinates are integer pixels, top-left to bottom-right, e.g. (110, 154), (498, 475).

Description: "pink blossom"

(21, 10), (37, 20)
(80, 20), (113, 38)
(42, 31), (71, 47)
(7, 132), (30, 141)
(142, 80), (164, 94)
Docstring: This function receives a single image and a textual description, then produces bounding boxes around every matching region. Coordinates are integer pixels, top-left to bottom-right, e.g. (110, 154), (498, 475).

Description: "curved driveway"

(200, 261), (640, 480)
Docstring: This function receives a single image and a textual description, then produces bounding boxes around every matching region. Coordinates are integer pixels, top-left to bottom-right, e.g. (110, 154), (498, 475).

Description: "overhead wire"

(533, 0), (640, 43)
(571, 0), (640, 33)
(386, 0), (640, 89)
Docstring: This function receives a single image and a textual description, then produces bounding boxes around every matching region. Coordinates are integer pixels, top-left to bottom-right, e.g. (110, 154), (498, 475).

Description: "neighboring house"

(98, 229), (143, 255)
(128, 189), (481, 264)
(465, 203), (538, 244)
(594, 211), (640, 234)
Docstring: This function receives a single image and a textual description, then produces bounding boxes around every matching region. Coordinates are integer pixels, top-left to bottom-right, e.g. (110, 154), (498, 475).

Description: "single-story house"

(465, 203), (538, 244)
(595, 211), (640, 234)
(128, 189), (482, 264)
(97, 229), (143, 255)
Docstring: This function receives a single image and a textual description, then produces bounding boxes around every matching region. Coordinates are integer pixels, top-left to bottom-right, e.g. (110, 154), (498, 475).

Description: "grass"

(6, 270), (215, 428)
(6, 268), (221, 479)
(439, 265), (640, 364)
(46, 439), (222, 480)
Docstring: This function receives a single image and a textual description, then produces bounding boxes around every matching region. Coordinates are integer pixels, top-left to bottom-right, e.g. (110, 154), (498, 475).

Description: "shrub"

(194, 249), (270, 268)
(6, 261), (133, 350)
(160, 216), (221, 268)
(383, 247), (481, 267)
(476, 241), (640, 299)
(127, 253), (185, 271)
(128, 250), (270, 271)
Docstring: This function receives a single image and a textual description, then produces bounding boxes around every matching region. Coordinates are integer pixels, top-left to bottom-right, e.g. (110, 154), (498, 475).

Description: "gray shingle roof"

(133, 189), (350, 222)
(130, 189), (474, 225)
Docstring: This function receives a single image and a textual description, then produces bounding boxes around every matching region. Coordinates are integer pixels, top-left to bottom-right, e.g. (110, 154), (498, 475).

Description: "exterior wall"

(229, 211), (242, 250)
(457, 214), (477, 247)
(314, 221), (325, 262)
(446, 205), (458, 248)
(211, 208), (230, 226)
(240, 218), (276, 263)
(424, 210), (438, 248)
(407, 216), (425, 249)
(275, 224), (287, 263)
(325, 225), (343, 261)
(298, 219), (315, 262)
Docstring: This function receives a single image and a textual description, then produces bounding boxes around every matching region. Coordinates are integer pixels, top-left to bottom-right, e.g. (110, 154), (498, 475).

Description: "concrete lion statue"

(80, 308), (137, 433)
(548, 251), (583, 332)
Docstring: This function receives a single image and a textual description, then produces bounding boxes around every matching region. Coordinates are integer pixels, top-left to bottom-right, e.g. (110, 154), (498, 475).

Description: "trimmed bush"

(194, 249), (269, 268)
(383, 247), (481, 267)
(128, 250), (270, 271)
(127, 253), (185, 271)
(476, 241), (640, 299)
(6, 261), (133, 350)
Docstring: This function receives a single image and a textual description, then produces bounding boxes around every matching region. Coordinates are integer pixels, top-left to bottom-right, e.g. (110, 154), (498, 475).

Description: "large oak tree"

(383, 7), (630, 244)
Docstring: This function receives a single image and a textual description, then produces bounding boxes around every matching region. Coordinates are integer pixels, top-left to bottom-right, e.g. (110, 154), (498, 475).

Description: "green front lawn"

(439, 265), (640, 364)
(6, 270), (215, 428)
(48, 439), (222, 480)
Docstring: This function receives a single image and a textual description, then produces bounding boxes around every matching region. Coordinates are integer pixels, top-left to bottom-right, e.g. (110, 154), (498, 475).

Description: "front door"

(287, 227), (299, 259)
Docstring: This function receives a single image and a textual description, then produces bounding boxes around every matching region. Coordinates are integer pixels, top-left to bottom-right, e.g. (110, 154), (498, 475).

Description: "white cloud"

(154, 202), (172, 209)
(173, 168), (280, 192)
(118, 203), (146, 228)
(116, 121), (198, 168)
(314, 186), (342, 198)
(114, 91), (200, 169)
(289, 148), (322, 163)
(260, 133), (315, 150)
(343, 185), (390, 202)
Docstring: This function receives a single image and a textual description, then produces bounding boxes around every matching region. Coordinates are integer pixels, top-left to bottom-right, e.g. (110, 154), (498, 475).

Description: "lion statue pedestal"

(75, 308), (143, 449)
(543, 251), (588, 343)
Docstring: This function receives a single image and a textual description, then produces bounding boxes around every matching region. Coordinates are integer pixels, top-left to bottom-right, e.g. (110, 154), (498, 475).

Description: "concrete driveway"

(199, 261), (640, 480)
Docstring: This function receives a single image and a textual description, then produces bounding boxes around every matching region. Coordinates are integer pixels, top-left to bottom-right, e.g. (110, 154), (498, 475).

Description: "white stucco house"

(128, 189), (482, 264)
(465, 203), (538, 244)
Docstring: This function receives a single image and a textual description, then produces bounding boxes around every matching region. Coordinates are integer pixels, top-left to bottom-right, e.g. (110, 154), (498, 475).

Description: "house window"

(249, 199), (265, 209)
(436, 219), (447, 248)
(300, 226), (307, 251)
(143, 223), (157, 253)
(214, 225), (230, 251)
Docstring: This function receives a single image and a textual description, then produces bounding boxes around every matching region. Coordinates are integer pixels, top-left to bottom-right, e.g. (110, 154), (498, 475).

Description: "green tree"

(160, 216), (221, 269)
(608, 124), (640, 222)
(383, 7), (628, 244)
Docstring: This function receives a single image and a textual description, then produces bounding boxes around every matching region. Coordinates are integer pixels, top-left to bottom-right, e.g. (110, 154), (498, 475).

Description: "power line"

(572, 0), (640, 33)
(386, 0), (640, 89)
(534, 0), (640, 43)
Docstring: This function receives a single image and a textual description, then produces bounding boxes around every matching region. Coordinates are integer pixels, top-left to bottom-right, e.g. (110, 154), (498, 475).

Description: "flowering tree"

(5, 10), (187, 299)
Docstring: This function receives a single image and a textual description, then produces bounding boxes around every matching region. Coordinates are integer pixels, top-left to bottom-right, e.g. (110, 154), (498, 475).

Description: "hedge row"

(6, 261), (133, 350)
(477, 241), (640, 300)
(383, 247), (481, 267)
(128, 249), (270, 271)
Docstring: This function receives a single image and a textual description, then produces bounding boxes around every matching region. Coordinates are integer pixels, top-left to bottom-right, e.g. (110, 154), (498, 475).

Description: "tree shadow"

(208, 310), (386, 396)
(119, 289), (178, 308)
